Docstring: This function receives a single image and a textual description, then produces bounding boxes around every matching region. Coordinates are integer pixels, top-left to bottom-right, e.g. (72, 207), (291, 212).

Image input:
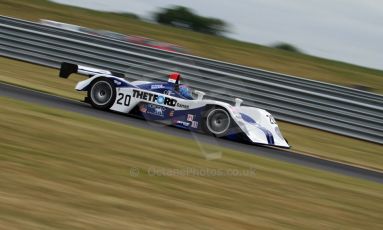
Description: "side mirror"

(235, 98), (243, 107)
(194, 90), (206, 100)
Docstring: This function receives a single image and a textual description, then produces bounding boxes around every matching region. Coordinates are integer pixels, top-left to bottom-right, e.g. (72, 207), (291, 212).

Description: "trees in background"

(272, 42), (302, 53)
(153, 6), (228, 36)
(153, 6), (303, 53)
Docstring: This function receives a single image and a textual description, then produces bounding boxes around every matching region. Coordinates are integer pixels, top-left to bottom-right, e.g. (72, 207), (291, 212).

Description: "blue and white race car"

(59, 63), (290, 148)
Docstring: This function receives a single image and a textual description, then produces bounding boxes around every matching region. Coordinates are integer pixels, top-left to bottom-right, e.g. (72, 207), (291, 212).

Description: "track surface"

(1, 82), (383, 183)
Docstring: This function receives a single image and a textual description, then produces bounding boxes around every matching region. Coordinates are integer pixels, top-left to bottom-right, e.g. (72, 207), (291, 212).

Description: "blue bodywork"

(129, 82), (253, 143)
(128, 82), (204, 130)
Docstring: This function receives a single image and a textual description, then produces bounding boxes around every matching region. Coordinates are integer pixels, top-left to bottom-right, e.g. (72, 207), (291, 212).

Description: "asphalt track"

(1, 82), (383, 183)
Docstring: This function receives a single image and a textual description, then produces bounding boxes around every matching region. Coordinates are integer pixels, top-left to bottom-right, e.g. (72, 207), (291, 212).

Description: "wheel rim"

(90, 81), (113, 106)
(206, 109), (230, 135)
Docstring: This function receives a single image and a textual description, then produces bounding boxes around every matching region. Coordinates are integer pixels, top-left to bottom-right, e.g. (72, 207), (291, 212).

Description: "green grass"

(1, 96), (383, 229)
(1, 57), (382, 171)
(0, 0), (382, 93)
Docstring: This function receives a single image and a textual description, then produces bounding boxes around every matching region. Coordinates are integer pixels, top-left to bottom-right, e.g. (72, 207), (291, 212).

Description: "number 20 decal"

(116, 93), (131, 106)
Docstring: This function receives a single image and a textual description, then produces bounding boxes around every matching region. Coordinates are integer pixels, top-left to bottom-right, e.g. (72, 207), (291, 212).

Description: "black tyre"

(88, 78), (116, 110)
(203, 107), (231, 137)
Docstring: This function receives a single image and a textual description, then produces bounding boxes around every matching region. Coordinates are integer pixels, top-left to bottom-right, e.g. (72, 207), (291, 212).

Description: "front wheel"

(203, 107), (231, 137)
(88, 78), (116, 110)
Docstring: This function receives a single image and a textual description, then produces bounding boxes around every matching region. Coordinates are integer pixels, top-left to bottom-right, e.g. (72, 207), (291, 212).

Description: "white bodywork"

(77, 82), (288, 148)
(66, 64), (289, 148)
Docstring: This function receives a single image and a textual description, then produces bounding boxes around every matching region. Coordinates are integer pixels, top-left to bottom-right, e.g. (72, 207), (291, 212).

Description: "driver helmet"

(179, 84), (193, 99)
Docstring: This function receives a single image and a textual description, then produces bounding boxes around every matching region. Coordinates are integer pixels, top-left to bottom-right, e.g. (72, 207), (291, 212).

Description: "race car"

(59, 63), (290, 148)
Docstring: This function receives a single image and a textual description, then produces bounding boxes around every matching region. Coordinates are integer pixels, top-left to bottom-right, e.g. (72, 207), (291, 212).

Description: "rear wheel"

(203, 107), (231, 137)
(88, 78), (116, 110)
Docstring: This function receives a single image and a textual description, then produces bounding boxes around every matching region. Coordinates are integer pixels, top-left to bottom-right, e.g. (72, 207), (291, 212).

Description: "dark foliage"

(273, 42), (302, 53)
(153, 6), (228, 36)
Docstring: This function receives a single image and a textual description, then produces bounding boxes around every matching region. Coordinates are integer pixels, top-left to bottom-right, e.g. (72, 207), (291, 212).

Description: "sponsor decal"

(147, 104), (166, 117)
(176, 102), (189, 109)
(187, 114), (194, 121)
(139, 103), (167, 117)
(176, 121), (190, 127)
(139, 104), (147, 113)
(150, 84), (165, 90)
(114, 80), (122, 86)
(191, 121), (199, 128)
(169, 110), (175, 117)
(133, 89), (177, 107)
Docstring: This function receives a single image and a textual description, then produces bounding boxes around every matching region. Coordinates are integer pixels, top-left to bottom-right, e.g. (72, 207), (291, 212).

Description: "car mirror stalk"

(235, 98), (243, 107)
(194, 90), (205, 100)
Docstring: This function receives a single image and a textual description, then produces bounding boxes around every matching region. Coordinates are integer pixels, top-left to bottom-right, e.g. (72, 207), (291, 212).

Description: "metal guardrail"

(0, 16), (382, 144)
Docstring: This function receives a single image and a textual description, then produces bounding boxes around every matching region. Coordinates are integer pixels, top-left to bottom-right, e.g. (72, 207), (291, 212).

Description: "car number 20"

(116, 93), (131, 106)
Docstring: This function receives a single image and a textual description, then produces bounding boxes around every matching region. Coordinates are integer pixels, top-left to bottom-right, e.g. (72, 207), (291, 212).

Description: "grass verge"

(1, 57), (382, 171)
(0, 0), (382, 93)
(1, 96), (383, 229)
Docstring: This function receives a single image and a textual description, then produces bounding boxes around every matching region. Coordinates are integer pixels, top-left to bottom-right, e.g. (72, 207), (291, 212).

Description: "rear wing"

(59, 62), (124, 78)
